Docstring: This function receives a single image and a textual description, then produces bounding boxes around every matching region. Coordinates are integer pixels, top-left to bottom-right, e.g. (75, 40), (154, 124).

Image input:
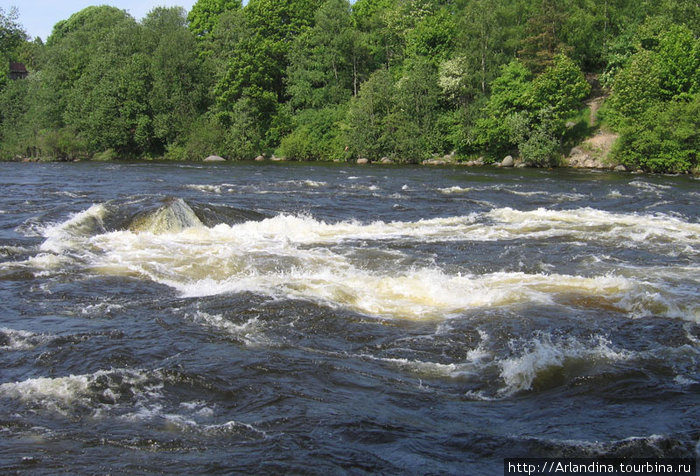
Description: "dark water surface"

(0, 161), (698, 474)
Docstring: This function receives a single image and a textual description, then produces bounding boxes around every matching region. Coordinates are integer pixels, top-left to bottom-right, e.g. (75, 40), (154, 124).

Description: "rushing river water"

(0, 161), (698, 474)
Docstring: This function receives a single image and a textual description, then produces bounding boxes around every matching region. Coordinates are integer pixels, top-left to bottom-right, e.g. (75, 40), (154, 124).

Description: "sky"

(2, 0), (198, 42)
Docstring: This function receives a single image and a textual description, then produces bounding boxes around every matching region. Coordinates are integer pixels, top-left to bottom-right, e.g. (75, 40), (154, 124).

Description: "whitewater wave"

(360, 332), (637, 397)
(18, 203), (700, 321)
(0, 328), (51, 350)
(187, 311), (269, 347)
(0, 368), (265, 437)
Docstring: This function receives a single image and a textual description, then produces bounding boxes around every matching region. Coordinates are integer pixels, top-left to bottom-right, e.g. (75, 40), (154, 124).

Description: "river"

(0, 161), (698, 474)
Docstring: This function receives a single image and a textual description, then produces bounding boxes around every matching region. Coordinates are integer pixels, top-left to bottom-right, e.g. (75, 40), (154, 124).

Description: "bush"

(278, 105), (347, 161)
(611, 94), (699, 173)
(36, 128), (88, 160)
(165, 116), (227, 161)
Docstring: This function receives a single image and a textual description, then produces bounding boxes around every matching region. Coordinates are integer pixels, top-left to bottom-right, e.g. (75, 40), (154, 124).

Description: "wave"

(18, 203), (700, 321)
(187, 311), (269, 347)
(0, 368), (265, 438)
(487, 207), (700, 249)
(362, 332), (635, 397)
(0, 328), (51, 350)
(35, 201), (700, 248)
(497, 334), (632, 395)
(518, 433), (698, 458)
(0, 368), (160, 416)
(185, 184), (225, 194)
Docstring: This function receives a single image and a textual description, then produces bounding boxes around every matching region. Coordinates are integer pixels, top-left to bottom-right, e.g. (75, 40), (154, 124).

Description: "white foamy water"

(0, 368), (264, 436)
(39, 203), (109, 253)
(23, 205), (700, 322)
(185, 184), (223, 194)
(187, 311), (269, 347)
(0, 328), (50, 350)
(361, 332), (633, 397)
(0, 368), (159, 416)
(497, 334), (632, 394)
(487, 207), (700, 248)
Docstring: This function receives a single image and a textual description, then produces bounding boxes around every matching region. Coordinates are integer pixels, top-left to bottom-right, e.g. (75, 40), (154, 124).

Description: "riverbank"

(8, 140), (699, 176)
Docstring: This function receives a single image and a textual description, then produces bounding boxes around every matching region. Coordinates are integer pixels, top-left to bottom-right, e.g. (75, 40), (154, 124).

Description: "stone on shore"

(203, 155), (226, 162)
(500, 155), (514, 167)
(422, 158), (447, 165)
(357, 158), (369, 164)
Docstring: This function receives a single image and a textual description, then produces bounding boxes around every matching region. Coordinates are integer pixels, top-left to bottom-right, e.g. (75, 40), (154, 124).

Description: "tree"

(62, 20), (150, 155)
(473, 59), (534, 154)
(188, 0), (242, 39)
(287, 0), (358, 110)
(606, 21), (700, 172)
(532, 54), (590, 120)
(345, 68), (395, 159)
(474, 54), (589, 164)
(0, 7), (28, 90)
(391, 57), (442, 160)
(213, 0), (324, 153)
(611, 94), (699, 173)
(143, 7), (209, 152)
(519, 0), (571, 73)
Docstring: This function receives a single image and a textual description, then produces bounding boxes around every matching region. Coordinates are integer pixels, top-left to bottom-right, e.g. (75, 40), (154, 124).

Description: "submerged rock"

(128, 198), (203, 234)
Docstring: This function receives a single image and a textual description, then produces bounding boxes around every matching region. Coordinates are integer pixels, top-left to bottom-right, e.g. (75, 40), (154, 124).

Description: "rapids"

(0, 161), (698, 474)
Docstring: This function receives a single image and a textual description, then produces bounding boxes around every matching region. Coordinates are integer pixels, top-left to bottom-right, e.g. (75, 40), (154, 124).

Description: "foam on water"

(40, 203), (109, 253)
(361, 332), (635, 397)
(497, 334), (632, 395)
(185, 184), (223, 194)
(438, 186), (472, 194)
(0, 328), (50, 350)
(487, 207), (700, 247)
(0, 369), (160, 416)
(0, 368), (264, 436)
(187, 311), (268, 347)
(23, 204), (700, 321)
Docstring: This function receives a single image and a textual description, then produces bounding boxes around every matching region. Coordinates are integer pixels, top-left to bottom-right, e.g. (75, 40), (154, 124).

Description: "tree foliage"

(0, 0), (697, 172)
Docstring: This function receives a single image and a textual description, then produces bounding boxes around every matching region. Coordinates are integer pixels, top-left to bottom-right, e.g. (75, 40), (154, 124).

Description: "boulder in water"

(128, 198), (203, 234)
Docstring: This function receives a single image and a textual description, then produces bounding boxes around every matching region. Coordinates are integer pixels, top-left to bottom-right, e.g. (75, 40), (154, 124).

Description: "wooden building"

(9, 62), (28, 80)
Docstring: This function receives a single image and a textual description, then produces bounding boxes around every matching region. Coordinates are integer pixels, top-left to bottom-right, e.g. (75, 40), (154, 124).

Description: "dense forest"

(0, 0), (698, 172)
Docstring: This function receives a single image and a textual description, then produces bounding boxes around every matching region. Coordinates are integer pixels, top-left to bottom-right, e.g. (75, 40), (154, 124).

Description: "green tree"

(0, 6), (28, 90)
(532, 54), (591, 120)
(606, 21), (700, 172)
(287, 0), (361, 109)
(278, 105), (348, 160)
(187, 0), (242, 39)
(519, 0), (571, 73)
(351, 0), (395, 70)
(62, 21), (150, 155)
(345, 68), (395, 159)
(391, 57), (442, 160)
(143, 7), (209, 152)
(611, 94), (699, 173)
(213, 0), (324, 153)
(473, 59), (534, 154)
(40, 6), (137, 130)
